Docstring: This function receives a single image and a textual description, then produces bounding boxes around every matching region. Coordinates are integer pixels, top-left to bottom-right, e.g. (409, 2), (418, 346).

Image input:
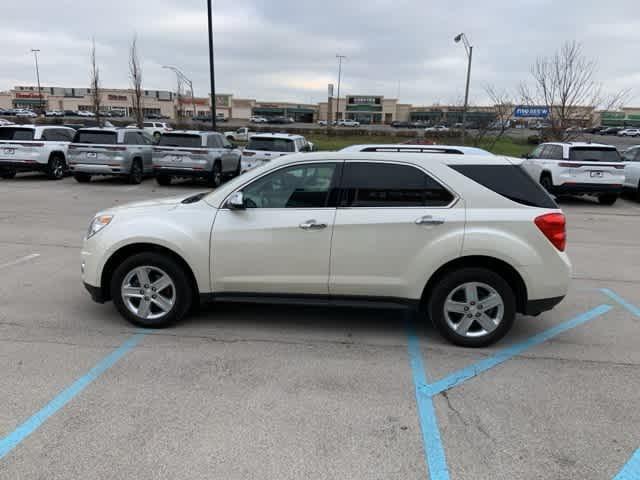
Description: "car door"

(522, 144), (548, 180)
(623, 148), (640, 189)
(329, 161), (464, 300)
(211, 161), (341, 295)
(220, 135), (240, 172)
(139, 132), (154, 172)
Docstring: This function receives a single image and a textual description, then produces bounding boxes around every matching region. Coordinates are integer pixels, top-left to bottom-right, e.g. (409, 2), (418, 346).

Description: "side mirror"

(226, 191), (245, 210)
(521, 153), (530, 159)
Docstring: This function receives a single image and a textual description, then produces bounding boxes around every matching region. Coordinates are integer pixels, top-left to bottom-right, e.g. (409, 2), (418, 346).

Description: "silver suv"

(0, 125), (76, 180)
(152, 131), (242, 187)
(68, 128), (153, 184)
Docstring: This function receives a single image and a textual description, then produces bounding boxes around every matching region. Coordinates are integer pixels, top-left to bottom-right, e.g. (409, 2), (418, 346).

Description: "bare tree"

(129, 35), (144, 128)
(471, 86), (514, 148)
(89, 39), (102, 127)
(519, 41), (629, 140)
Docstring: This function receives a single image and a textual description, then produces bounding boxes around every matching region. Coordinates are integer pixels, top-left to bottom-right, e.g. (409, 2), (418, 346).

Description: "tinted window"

(143, 122), (153, 127)
(569, 147), (622, 162)
(58, 129), (75, 142)
(243, 163), (337, 208)
(124, 132), (139, 145)
(450, 164), (557, 208)
(158, 134), (202, 148)
(207, 135), (222, 148)
(72, 131), (117, 145)
(340, 162), (454, 207)
(247, 137), (295, 152)
(0, 128), (35, 141)
(530, 145), (544, 158)
(221, 136), (233, 148)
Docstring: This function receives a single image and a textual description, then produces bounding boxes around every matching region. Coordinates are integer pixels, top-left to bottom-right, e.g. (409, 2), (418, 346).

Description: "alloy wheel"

(121, 266), (176, 320)
(443, 282), (504, 338)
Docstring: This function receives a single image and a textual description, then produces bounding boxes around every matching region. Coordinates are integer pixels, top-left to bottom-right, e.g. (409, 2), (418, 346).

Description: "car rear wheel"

(427, 267), (516, 347)
(74, 173), (91, 183)
(111, 252), (193, 328)
(128, 159), (143, 185)
(598, 194), (618, 205)
(46, 154), (66, 180)
(208, 161), (222, 188)
(540, 174), (553, 193)
(1, 169), (16, 179)
(156, 174), (172, 186)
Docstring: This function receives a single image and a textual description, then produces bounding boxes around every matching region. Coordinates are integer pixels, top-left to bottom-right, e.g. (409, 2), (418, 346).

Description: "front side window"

(339, 162), (454, 207)
(242, 163), (337, 209)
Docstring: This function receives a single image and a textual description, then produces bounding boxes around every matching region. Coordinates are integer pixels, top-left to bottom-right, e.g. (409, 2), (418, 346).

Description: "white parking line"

(0, 253), (41, 270)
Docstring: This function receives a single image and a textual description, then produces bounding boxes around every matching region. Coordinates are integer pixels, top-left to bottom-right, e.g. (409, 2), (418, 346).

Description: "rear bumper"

(524, 296), (565, 316)
(153, 166), (210, 178)
(69, 163), (127, 175)
(553, 183), (622, 195)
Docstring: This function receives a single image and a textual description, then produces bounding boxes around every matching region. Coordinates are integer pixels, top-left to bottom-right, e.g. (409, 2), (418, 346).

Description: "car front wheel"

(111, 252), (193, 328)
(427, 267), (516, 347)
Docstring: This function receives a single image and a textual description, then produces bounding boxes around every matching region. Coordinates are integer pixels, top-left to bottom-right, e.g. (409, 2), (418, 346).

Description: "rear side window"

(207, 135), (223, 148)
(0, 128), (35, 141)
(158, 134), (202, 148)
(340, 162), (454, 207)
(73, 131), (118, 145)
(450, 164), (557, 208)
(247, 137), (295, 152)
(569, 147), (621, 162)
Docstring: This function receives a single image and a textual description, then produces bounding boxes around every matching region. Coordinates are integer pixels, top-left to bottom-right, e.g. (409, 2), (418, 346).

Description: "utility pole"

(31, 49), (43, 113)
(335, 54), (346, 123)
(207, 0), (217, 130)
(454, 33), (473, 145)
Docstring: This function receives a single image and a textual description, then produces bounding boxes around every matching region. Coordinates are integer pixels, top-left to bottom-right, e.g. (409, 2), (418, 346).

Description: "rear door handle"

(415, 216), (445, 226)
(299, 219), (328, 230)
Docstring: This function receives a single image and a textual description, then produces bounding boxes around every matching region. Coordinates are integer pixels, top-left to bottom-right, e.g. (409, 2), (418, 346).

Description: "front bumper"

(84, 282), (106, 303)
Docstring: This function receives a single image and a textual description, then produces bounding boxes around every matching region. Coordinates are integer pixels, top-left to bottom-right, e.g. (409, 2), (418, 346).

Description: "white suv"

(81, 152), (570, 347)
(241, 133), (313, 172)
(522, 142), (625, 205)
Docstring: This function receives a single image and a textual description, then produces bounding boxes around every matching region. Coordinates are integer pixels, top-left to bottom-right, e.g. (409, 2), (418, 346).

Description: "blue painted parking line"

(600, 289), (640, 318)
(614, 448), (640, 480)
(0, 331), (147, 460)
(421, 304), (612, 396)
(407, 323), (450, 480)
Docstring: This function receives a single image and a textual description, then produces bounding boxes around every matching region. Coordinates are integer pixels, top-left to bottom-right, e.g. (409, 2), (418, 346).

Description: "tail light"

(243, 151), (255, 157)
(535, 213), (566, 252)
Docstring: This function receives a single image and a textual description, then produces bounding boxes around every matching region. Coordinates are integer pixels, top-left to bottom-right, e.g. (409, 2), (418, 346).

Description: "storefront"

(345, 96), (383, 124)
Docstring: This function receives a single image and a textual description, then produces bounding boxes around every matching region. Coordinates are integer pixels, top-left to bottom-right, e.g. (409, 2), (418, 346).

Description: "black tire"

(74, 173), (91, 183)
(110, 252), (193, 328)
(540, 173), (553, 193)
(598, 194), (618, 205)
(128, 159), (143, 185)
(427, 267), (516, 348)
(208, 161), (222, 188)
(156, 174), (172, 186)
(1, 169), (17, 179)
(46, 154), (66, 180)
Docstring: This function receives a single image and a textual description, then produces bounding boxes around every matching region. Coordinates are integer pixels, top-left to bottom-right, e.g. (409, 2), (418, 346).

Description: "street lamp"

(162, 65), (195, 122)
(335, 54), (346, 123)
(207, 0), (216, 130)
(31, 49), (43, 113)
(454, 33), (473, 145)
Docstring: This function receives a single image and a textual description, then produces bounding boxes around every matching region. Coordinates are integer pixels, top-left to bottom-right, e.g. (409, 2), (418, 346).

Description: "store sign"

(215, 95), (231, 107)
(108, 94), (128, 101)
(513, 106), (549, 118)
(348, 96), (382, 105)
(15, 92), (42, 99)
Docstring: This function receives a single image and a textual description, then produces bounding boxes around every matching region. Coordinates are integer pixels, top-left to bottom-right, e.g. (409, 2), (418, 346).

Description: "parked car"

(521, 142), (625, 205)
(45, 110), (64, 117)
(110, 110), (126, 118)
(267, 116), (295, 124)
(127, 122), (173, 142)
(77, 111), (96, 118)
(250, 116), (268, 123)
(598, 127), (623, 135)
(192, 115), (212, 122)
(337, 119), (360, 127)
(583, 126), (602, 134)
(339, 144), (493, 155)
(152, 131), (241, 187)
(622, 146), (640, 199)
(618, 128), (640, 137)
(390, 121), (411, 128)
(0, 125), (76, 179)
(67, 128), (153, 184)
(15, 109), (37, 118)
(64, 110), (79, 117)
(317, 120), (329, 126)
(0, 118), (15, 126)
(241, 133), (313, 172)
(425, 125), (450, 133)
(224, 127), (255, 142)
(81, 151), (570, 347)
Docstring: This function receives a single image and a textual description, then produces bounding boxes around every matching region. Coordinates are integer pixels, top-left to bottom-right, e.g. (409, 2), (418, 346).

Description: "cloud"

(1, 0), (638, 105)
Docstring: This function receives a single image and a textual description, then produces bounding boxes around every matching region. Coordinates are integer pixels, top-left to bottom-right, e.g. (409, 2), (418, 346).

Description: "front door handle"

(415, 216), (445, 226)
(299, 219), (328, 230)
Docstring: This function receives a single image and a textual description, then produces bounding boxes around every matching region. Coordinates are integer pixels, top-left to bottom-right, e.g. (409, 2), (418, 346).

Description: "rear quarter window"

(450, 164), (557, 208)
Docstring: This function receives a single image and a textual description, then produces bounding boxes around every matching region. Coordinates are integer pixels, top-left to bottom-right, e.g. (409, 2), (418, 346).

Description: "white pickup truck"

(0, 125), (76, 179)
(224, 127), (256, 142)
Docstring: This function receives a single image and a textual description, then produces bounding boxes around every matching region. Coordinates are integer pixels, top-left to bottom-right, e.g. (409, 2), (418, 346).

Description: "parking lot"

(0, 175), (638, 479)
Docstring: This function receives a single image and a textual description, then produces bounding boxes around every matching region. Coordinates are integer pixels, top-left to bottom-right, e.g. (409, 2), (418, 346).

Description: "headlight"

(87, 214), (114, 239)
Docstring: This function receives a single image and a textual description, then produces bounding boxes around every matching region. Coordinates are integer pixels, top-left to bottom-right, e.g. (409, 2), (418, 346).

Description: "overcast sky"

(1, 0), (638, 105)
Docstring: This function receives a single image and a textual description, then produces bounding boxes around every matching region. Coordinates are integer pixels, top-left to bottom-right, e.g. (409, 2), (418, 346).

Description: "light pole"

(162, 65), (195, 122)
(454, 33), (473, 145)
(31, 49), (43, 113)
(335, 54), (346, 123)
(207, 0), (217, 130)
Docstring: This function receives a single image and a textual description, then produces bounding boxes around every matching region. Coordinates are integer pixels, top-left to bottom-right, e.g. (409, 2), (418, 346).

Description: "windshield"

(73, 131), (118, 145)
(569, 147), (621, 162)
(247, 137), (295, 152)
(158, 134), (201, 148)
(0, 128), (35, 141)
